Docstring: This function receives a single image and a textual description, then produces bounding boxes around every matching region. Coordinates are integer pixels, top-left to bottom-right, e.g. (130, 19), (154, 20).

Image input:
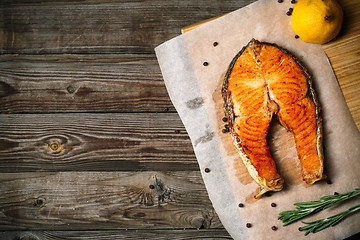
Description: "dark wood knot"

(48, 141), (61, 153)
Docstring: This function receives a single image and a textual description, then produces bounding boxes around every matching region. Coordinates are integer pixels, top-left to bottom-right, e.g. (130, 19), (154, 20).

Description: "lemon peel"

(291, 0), (343, 44)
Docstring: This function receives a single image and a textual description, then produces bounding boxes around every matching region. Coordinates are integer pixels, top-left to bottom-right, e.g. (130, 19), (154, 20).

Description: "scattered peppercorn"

(203, 62), (209, 66)
(222, 117), (228, 122)
(291, 0), (296, 3)
(295, 35), (299, 39)
(149, 184), (155, 189)
(222, 129), (228, 133)
(246, 223), (252, 228)
(327, 179), (332, 184)
(271, 226), (277, 231)
(271, 203), (277, 207)
(238, 203), (244, 208)
(277, 0), (283, 3)
(205, 168), (210, 173)
(224, 124), (229, 129)
(213, 42), (219, 47)
(334, 192), (339, 195)
(286, 8), (293, 16)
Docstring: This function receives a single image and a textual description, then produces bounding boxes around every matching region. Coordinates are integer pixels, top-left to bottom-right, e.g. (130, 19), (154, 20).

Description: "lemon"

(291, 0), (343, 44)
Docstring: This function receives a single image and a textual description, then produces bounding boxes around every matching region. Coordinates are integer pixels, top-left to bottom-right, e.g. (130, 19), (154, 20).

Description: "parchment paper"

(155, 0), (360, 239)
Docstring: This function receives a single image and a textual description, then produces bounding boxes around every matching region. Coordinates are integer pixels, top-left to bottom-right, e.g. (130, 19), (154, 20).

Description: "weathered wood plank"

(0, 229), (233, 239)
(0, 54), (175, 113)
(0, 113), (198, 172)
(0, 171), (223, 230)
(1, 230), (359, 240)
(0, 0), (256, 54)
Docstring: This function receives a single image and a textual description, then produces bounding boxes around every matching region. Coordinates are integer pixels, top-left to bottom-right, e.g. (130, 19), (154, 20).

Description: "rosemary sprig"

(278, 188), (360, 226)
(299, 204), (360, 236)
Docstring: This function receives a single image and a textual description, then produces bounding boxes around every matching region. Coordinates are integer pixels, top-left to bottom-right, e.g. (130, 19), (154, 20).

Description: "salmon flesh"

(222, 39), (324, 198)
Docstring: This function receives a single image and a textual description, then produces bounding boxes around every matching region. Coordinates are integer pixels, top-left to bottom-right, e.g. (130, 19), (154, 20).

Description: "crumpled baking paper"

(155, 0), (360, 239)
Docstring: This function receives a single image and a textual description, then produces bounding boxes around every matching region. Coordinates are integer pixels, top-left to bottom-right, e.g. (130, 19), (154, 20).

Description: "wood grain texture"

(0, 0), (255, 54)
(322, 0), (360, 130)
(0, 0), (359, 238)
(0, 230), (232, 240)
(1, 230), (359, 240)
(0, 113), (198, 172)
(0, 0), (358, 128)
(0, 171), (223, 230)
(0, 54), (175, 113)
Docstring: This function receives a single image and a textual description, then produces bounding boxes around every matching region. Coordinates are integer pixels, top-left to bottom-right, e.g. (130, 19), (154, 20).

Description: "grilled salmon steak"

(222, 39), (324, 198)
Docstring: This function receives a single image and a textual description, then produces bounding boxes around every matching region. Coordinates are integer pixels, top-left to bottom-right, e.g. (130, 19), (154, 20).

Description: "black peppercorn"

(286, 8), (293, 16)
(271, 203), (277, 207)
(213, 42), (219, 47)
(246, 223), (252, 228)
(149, 185), (155, 189)
(205, 168), (210, 173)
(203, 62), (209, 66)
(295, 35), (299, 39)
(238, 203), (244, 208)
(327, 179), (332, 184)
(291, 0), (296, 3)
(271, 226), (277, 231)
(277, 0), (283, 3)
(222, 117), (228, 122)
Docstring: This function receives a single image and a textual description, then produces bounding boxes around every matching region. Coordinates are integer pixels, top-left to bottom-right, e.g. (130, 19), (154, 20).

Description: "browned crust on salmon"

(222, 39), (324, 198)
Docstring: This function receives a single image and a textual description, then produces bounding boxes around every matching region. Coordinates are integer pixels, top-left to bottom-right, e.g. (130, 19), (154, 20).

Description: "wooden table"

(0, 0), (359, 239)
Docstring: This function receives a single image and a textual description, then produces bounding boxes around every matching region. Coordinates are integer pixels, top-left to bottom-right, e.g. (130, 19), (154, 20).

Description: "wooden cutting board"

(182, 0), (360, 130)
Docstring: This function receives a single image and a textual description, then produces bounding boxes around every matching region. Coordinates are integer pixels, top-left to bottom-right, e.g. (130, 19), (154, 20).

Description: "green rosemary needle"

(299, 204), (360, 236)
(278, 188), (360, 226)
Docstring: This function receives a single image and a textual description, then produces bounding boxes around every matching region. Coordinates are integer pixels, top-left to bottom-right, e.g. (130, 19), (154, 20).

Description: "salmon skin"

(222, 39), (324, 198)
